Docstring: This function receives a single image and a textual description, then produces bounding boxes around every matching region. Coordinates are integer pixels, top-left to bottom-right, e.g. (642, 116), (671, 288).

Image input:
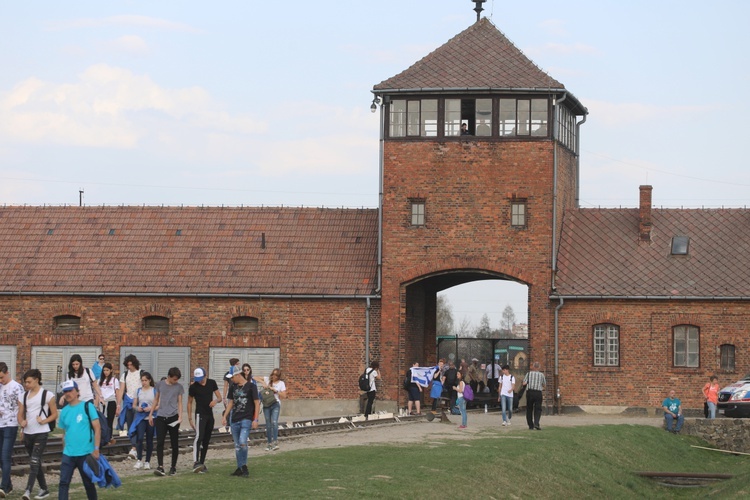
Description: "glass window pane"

(517, 100), (530, 135)
(499, 99), (516, 136)
(422, 99), (437, 137)
(407, 100), (420, 136)
(445, 99), (461, 136)
(531, 98), (548, 136)
(475, 98), (492, 136)
(389, 100), (406, 137)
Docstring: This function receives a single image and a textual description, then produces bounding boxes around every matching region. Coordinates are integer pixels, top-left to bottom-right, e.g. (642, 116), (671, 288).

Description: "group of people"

(0, 354), (288, 500)
(661, 375), (722, 434)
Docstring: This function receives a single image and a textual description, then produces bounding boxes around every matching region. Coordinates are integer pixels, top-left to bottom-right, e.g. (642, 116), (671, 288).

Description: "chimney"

(639, 185), (653, 242)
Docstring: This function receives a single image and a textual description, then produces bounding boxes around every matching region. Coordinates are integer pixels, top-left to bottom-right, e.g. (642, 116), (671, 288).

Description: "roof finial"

(473, 0), (486, 23)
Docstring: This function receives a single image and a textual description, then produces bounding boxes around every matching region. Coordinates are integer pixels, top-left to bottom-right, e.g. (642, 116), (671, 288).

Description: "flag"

(410, 366), (439, 388)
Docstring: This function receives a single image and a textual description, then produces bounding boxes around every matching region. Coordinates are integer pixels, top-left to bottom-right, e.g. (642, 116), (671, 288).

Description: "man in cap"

(188, 368), (221, 473)
(58, 380), (100, 500)
(222, 358), (241, 410)
(222, 370), (258, 478)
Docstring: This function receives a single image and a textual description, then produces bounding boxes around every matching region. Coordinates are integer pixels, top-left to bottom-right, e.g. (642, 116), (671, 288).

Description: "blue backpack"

(85, 401), (112, 448)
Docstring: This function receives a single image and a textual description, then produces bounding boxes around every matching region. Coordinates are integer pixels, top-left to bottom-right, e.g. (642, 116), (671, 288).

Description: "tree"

(436, 295), (454, 337)
(475, 313), (493, 339)
(501, 305), (516, 335)
(455, 316), (473, 338)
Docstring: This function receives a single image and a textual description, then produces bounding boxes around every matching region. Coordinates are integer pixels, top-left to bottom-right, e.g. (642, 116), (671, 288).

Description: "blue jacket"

(83, 454), (122, 488)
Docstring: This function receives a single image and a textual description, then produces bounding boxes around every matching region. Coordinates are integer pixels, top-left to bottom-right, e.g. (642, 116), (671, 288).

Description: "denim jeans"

(501, 395), (513, 423)
(23, 432), (49, 493)
(59, 454), (98, 500)
(135, 418), (154, 462)
(0, 425), (18, 492)
(230, 418), (253, 467)
(665, 413), (684, 432)
(457, 397), (467, 427)
(263, 402), (280, 443)
(707, 401), (717, 419)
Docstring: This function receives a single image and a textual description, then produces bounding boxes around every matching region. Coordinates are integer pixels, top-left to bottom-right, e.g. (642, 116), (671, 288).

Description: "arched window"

(673, 325), (699, 367)
(232, 316), (259, 333)
(143, 315), (170, 332)
(54, 315), (81, 332)
(720, 344), (736, 372)
(593, 324), (619, 366)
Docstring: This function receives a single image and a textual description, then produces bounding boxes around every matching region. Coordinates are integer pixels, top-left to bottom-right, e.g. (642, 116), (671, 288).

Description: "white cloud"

(45, 15), (204, 34)
(109, 35), (150, 55)
(0, 64), (267, 150)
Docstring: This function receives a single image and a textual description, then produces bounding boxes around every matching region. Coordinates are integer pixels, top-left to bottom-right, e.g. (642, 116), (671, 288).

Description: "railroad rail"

(9, 412), (430, 476)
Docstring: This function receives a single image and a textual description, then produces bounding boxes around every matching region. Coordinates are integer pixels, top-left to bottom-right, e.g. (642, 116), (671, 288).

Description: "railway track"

(8, 412), (430, 476)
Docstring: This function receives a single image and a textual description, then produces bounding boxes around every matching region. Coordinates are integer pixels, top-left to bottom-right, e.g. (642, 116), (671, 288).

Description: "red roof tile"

(555, 208), (750, 298)
(0, 206), (379, 296)
(374, 18), (564, 92)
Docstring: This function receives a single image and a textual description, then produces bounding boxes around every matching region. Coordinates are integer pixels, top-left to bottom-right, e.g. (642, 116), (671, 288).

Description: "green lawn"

(82, 425), (749, 499)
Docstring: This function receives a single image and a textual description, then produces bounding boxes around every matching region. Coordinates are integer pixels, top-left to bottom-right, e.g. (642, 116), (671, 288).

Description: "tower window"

(499, 98), (548, 137)
(445, 98), (492, 136)
(511, 202), (527, 228)
(390, 99), (437, 137)
(410, 200), (425, 227)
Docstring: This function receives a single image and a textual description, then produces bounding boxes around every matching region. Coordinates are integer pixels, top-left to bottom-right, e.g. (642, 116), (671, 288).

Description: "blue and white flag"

(410, 366), (439, 388)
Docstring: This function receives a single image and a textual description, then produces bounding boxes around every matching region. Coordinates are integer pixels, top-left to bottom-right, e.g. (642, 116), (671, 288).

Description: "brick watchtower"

(372, 18), (587, 405)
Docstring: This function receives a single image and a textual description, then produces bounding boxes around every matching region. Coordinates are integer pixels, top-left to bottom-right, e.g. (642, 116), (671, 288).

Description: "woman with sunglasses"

(254, 369), (286, 451)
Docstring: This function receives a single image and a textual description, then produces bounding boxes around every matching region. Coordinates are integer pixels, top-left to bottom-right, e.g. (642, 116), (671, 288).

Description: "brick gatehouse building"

(1, 17), (748, 416)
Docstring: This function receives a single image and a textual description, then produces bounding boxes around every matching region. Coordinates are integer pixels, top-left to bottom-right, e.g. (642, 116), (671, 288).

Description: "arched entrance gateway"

(373, 17), (586, 409)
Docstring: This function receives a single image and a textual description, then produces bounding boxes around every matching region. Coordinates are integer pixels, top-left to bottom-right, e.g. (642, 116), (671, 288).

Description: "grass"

(79, 425), (750, 499)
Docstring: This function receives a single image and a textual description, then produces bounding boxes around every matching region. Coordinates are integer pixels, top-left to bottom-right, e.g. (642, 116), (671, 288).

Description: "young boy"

(151, 368), (184, 476)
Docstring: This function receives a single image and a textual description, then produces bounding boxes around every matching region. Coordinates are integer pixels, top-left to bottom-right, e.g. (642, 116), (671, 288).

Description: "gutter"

(550, 295), (750, 301)
(0, 291), (381, 300)
(574, 112), (588, 207)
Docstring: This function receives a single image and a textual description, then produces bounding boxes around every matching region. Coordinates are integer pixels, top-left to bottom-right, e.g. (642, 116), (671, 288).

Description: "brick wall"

(0, 295), (380, 401)
(556, 299), (750, 411)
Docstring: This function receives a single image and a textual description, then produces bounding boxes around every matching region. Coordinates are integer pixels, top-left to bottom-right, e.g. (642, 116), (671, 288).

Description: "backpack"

(463, 383), (474, 401)
(84, 400), (112, 449)
(358, 369), (372, 391)
(259, 386), (278, 407)
(23, 389), (56, 432)
(402, 376), (410, 390)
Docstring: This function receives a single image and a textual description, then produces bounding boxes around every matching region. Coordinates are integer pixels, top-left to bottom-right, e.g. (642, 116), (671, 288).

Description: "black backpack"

(358, 368), (372, 391)
(23, 389), (55, 432)
(84, 401), (112, 448)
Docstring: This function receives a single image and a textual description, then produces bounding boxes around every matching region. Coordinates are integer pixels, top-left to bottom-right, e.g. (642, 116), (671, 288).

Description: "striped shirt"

(524, 370), (546, 391)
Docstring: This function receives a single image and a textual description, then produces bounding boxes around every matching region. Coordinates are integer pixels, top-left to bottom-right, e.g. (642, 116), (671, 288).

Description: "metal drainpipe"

(551, 92), (567, 283)
(376, 94), (384, 295)
(554, 297), (564, 414)
(574, 112), (588, 207)
(365, 297), (371, 364)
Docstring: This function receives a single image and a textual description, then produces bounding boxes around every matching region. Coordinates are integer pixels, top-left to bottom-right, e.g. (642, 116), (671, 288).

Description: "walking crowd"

(0, 353), (286, 499)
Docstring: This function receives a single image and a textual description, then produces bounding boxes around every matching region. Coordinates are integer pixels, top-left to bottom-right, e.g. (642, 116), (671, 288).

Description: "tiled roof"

(373, 18), (564, 92)
(0, 206), (379, 296)
(555, 208), (750, 298)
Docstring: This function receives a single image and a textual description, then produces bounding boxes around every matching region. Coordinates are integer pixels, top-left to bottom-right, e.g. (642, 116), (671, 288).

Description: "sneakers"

(143, 462), (151, 470)
(22, 491), (31, 500)
(34, 491), (50, 500)
(264, 444), (272, 452)
(169, 467), (177, 476)
(272, 441), (279, 451)
(154, 466), (166, 477)
(193, 462), (204, 473)
(458, 425), (467, 429)
(231, 467), (242, 477)
(199, 464), (208, 474)
(241, 465), (249, 478)
(134, 460), (143, 470)
(128, 448), (137, 460)
(507, 420), (512, 426)
(502, 421), (507, 426)
(0, 488), (12, 498)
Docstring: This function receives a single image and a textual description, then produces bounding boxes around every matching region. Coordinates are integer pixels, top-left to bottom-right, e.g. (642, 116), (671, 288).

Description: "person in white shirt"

(498, 364), (516, 426)
(0, 362), (25, 497)
(18, 368), (58, 500)
(254, 369), (287, 451)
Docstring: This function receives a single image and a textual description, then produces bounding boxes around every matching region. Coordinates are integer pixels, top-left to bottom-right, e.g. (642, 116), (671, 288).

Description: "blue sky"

(2, 1), (749, 329)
